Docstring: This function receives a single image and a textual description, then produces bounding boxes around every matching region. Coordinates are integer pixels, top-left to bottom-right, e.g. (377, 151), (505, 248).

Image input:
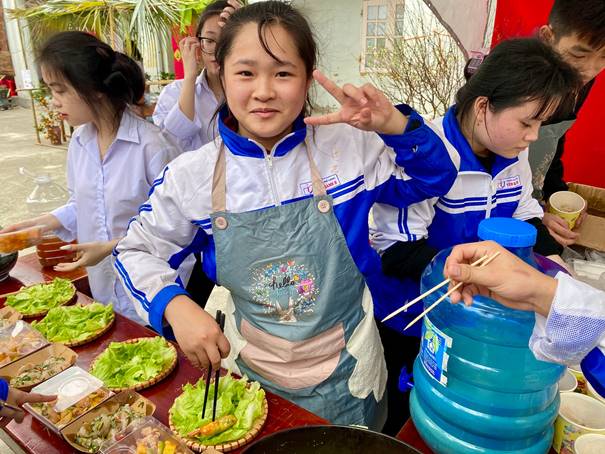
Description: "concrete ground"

(0, 106), (68, 228)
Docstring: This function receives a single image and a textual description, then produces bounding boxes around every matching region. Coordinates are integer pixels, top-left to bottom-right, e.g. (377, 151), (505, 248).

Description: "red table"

(0, 253), (90, 299)
(0, 288), (328, 453)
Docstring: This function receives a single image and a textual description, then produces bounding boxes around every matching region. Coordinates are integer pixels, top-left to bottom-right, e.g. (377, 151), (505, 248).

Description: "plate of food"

(31, 302), (115, 347)
(0, 343), (77, 391)
(0, 320), (49, 367)
(100, 416), (193, 454)
(5, 277), (76, 318)
(62, 390), (156, 453)
(90, 337), (178, 392)
(24, 366), (113, 433)
(0, 306), (22, 329)
(169, 374), (268, 453)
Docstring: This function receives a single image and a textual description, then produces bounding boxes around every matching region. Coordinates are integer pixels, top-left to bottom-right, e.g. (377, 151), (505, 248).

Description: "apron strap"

(211, 134), (326, 213)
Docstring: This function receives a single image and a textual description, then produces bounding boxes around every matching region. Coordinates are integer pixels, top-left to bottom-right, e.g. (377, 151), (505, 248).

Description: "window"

(362, 0), (405, 71)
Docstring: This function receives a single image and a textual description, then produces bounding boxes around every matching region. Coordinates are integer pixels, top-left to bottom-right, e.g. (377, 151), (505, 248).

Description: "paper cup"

(549, 191), (586, 230)
(574, 433), (605, 454)
(586, 380), (605, 405)
(570, 365), (588, 394)
(560, 369), (579, 393)
(552, 393), (605, 454)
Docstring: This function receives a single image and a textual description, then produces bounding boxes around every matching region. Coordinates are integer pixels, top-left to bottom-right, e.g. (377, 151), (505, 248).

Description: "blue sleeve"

(0, 379), (8, 403)
(376, 104), (459, 207)
(582, 348), (605, 398)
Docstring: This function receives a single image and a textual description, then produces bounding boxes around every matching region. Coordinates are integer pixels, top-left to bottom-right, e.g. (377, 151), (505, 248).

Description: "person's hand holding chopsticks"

(0, 386), (55, 423)
(444, 241), (558, 317)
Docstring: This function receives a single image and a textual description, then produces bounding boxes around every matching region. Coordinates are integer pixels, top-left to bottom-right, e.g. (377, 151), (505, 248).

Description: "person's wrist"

(164, 295), (196, 326)
(377, 108), (407, 135)
(529, 274), (557, 317)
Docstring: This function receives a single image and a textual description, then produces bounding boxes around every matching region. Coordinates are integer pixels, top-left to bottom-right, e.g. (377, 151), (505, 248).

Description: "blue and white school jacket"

(371, 106), (544, 253)
(113, 106), (459, 334)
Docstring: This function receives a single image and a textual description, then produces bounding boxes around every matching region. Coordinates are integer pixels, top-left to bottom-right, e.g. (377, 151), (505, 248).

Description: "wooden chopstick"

(212, 311), (226, 422)
(403, 251), (501, 331)
(0, 399), (23, 413)
(381, 254), (491, 323)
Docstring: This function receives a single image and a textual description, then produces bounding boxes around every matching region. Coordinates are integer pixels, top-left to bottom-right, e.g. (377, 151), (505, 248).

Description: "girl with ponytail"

(1, 31), (182, 323)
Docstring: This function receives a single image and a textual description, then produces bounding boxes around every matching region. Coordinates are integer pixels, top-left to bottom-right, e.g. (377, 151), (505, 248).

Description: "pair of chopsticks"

(0, 399), (23, 414)
(202, 310), (226, 422)
(382, 252), (501, 331)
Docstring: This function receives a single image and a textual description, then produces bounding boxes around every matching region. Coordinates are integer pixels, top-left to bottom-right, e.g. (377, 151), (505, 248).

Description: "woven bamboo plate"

(89, 337), (178, 392)
(8, 281), (77, 319)
(168, 396), (269, 453)
(62, 310), (115, 348)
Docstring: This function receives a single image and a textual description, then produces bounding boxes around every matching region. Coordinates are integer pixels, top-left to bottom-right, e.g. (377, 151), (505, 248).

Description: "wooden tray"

(6, 280), (77, 318)
(63, 310), (115, 348)
(89, 337), (178, 392)
(169, 397), (269, 452)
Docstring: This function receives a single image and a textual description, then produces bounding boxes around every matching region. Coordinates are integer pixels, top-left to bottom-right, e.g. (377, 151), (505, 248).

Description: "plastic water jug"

(410, 217), (565, 453)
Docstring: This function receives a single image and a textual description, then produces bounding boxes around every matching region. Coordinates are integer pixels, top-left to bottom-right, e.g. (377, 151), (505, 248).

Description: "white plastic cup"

(574, 433), (605, 454)
(553, 393), (605, 453)
(560, 368), (579, 393)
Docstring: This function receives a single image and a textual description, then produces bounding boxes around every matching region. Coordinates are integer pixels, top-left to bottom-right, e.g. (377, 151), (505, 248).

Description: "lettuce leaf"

(6, 278), (75, 315)
(170, 374), (265, 445)
(31, 302), (113, 342)
(90, 336), (176, 388)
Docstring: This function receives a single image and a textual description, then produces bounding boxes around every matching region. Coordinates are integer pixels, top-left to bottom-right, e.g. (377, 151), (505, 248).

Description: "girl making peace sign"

(115, 1), (459, 428)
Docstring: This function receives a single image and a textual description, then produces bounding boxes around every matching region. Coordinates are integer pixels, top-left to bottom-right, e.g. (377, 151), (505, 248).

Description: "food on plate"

(90, 337), (176, 389)
(0, 321), (48, 367)
(134, 426), (189, 454)
(74, 403), (146, 453)
(10, 355), (68, 388)
(29, 388), (111, 429)
(5, 278), (75, 316)
(32, 302), (113, 344)
(187, 415), (237, 438)
(170, 374), (265, 446)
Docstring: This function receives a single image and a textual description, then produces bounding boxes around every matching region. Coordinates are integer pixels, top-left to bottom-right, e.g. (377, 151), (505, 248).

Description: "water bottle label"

(420, 316), (452, 386)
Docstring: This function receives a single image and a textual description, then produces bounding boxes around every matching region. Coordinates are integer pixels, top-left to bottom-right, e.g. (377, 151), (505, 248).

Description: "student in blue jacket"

(370, 37), (581, 434)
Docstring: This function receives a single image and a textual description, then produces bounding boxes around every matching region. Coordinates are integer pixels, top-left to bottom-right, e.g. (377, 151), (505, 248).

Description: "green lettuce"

(31, 302), (113, 342)
(6, 278), (75, 315)
(170, 374), (265, 445)
(90, 336), (176, 388)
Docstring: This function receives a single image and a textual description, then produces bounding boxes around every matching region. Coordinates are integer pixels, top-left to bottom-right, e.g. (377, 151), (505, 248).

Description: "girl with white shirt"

(1, 32), (182, 322)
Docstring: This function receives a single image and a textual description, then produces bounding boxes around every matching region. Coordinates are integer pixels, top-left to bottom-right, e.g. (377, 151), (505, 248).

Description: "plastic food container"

(0, 320), (49, 367)
(24, 366), (113, 433)
(0, 225), (44, 254)
(101, 416), (193, 454)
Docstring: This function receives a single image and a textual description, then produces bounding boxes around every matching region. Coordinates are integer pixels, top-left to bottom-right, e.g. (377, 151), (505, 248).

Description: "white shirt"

(152, 71), (220, 152)
(51, 109), (183, 322)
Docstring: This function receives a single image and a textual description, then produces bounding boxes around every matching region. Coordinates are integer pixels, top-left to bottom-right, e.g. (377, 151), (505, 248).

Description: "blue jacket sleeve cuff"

(0, 379), (9, 403)
(149, 284), (191, 337)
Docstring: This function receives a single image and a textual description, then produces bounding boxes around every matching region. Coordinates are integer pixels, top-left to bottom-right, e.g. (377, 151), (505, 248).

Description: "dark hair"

(456, 38), (581, 123)
(215, 1), (317, 117)
(37, 31), (145, 129)
(195, 0), (231, 37)
(549, 0), (605, 50)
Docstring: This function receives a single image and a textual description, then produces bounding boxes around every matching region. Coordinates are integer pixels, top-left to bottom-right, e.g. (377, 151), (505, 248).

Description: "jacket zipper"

(265, 150), (281, 206)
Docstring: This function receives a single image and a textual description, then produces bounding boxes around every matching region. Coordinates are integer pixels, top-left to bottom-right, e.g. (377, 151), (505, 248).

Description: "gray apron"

(528, 120), (575, 200)
(209, 142), (386, 428)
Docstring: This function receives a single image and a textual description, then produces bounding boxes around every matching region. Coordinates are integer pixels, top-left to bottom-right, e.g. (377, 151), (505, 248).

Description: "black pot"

(242, 425), (421, 454)
(0, 251), (18, 282)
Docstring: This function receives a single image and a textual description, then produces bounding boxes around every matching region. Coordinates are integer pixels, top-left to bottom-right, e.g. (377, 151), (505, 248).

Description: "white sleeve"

(152, 82), (201, 152)
(113, 164), (205, 334)
(513, 150), (544, 221)
(50, 144), (78, 242)
(530, 272), (605, 365)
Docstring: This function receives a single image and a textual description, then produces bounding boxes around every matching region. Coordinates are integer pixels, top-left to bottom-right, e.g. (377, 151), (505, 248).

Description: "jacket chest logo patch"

(496, 175), (521, 190)
(299, 174), (340, 195)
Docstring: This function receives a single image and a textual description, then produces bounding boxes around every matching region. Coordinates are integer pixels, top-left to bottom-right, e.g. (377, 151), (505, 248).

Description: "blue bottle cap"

(477, 218), (537, 248)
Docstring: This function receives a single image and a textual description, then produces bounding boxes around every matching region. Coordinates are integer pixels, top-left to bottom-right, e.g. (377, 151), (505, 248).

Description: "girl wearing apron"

(115, 1), (458, 428)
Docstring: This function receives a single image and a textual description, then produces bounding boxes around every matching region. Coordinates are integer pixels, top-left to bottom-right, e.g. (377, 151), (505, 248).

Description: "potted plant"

(31, 88), (63, 146)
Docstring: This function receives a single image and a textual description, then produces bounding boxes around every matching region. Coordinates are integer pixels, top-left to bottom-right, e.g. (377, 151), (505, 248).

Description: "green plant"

(159, 71), (175, 80)
(32, 88), (63, 144)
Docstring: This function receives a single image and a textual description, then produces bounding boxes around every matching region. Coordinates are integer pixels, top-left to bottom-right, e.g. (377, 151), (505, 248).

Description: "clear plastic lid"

(101, 416), (193, 454)
(30, 366), (105, 412)
(0, 320), (49, 367)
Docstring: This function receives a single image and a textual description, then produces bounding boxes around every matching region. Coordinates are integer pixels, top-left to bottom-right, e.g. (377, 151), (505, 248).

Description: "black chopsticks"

(201, 309), (226, 422)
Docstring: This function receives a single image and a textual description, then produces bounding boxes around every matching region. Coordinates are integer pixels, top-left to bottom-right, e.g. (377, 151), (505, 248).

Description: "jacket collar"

(443, 106), (518, 176)
(76, 108), (141, 147)
(217, 106), (307, 158)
